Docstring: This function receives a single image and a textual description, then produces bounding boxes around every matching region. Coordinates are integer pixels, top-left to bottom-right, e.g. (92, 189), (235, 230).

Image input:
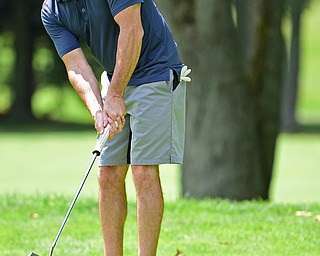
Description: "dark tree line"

(0, 0), (99, 120)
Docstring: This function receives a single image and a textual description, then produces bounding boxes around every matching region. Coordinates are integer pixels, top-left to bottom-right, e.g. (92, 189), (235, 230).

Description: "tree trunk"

(10, 0), (35, 120)
(235, 0), (262, 68)
(155, 0), (286, 200)
(248, 0), (287, 198)
(281, 1), (303, 132)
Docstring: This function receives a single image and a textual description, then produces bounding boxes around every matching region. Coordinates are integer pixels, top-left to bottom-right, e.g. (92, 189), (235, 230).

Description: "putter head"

(28, 253), (40, 256)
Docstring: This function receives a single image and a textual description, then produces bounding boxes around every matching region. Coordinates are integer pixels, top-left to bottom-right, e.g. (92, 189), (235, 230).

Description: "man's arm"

(60, 3), (143, 136)
(103, 3), (144, 120)
(61, 48), (106, 134)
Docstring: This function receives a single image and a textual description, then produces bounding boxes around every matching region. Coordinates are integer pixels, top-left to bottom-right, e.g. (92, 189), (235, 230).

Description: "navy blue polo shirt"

(41, 0), (182, 86)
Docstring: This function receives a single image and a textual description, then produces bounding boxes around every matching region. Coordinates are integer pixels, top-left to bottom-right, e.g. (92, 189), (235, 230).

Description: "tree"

(0, 0), (46, 120)
(10, 0), (36, 119)
(0, 0), (99, 120)
(281, 0), (311, 132)
(156, 0), (286, 200)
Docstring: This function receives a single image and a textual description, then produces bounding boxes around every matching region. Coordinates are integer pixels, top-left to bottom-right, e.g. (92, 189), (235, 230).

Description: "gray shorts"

(99, 71), (186, 166)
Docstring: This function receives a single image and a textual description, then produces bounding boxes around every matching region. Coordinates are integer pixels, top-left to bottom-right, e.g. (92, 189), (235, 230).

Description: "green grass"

(1, 111), (319, 256)
(0, 123), (180, 201)
(271, 133), (320, 203)
(1, 122), (320, 202)
(1, 195), (320, 256)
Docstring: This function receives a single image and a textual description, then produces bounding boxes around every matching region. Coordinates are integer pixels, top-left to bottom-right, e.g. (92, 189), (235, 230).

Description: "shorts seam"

(131, 157), (183, 165)
(169, 70), (174, 163)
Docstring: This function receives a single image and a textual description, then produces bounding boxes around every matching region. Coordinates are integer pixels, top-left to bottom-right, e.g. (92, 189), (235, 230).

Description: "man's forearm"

(68, 67), (103, 118)
(108, 4), (144, 97)
(62, 49), (103, 120)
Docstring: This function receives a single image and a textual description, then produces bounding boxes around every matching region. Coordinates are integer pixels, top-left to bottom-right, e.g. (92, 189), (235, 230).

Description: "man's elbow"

(126, 23), (144, 44)
(120, 21), (144, 43)
(136, 25), (144, 41)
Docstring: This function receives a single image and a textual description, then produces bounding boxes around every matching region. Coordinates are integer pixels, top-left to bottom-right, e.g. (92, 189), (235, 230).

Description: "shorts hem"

(98, 157), (128, 167)
(131, 157), (183, 165)
(98, 157), (184, 167)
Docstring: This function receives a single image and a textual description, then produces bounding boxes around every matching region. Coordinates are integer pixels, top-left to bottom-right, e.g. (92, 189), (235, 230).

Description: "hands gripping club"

(93, 124), (111, 155)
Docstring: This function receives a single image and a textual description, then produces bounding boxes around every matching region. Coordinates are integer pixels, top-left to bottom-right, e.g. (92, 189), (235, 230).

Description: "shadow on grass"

(298, 122), (320, 134)
(2, 114), (320, 134)
(282, 121), (320, 134)
(0, 116), (93, 133)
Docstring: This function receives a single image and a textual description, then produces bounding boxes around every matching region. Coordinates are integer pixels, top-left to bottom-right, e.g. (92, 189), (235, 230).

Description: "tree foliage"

(0, 0), (100, 119)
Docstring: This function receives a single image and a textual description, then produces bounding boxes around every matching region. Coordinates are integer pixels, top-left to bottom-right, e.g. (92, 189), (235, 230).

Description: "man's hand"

(94, 109), (107, 135)
(104, 93), (126, 121)
(94, 109), (125, 141)
(102, 93), (126, 139)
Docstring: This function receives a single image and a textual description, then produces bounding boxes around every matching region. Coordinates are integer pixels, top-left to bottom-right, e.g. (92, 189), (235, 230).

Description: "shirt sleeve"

(41, 4), (80, 58)
(107, 0), (144, 17)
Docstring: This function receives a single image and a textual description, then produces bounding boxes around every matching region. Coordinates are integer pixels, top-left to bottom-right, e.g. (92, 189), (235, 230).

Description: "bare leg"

(132, 165), (164, 256)
(98, 165), (129, 256)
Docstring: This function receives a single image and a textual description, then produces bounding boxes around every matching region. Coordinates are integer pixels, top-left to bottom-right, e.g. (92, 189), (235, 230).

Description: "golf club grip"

(92, 124), (110, 155)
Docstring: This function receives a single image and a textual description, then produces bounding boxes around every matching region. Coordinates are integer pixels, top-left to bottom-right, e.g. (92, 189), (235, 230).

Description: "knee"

(132, 165), (160, 191)
(98, 165), (127, 189)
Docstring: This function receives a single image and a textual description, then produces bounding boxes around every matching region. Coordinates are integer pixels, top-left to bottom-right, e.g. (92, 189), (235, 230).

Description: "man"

(41, 0), (190, 255)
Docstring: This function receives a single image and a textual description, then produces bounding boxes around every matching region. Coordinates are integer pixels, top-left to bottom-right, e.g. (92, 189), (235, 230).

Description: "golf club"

(28, 125), (110, 256)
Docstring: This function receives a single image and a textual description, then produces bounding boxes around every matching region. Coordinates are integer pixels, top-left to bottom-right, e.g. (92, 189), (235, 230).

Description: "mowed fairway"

(271, 134), (320, 203)
(1, 122), (320, 202)
(1, 124), (320, 255)
(1, 195), (320, 256)
(0, 124), (180, 201)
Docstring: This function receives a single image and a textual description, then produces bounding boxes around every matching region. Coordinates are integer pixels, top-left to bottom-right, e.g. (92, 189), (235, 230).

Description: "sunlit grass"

(0, 125), (319, 203)
(1, 195), (320, 256)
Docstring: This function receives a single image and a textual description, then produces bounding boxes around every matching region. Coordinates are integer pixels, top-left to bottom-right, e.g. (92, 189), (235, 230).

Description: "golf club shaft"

(49, 152), (98, 256)
(48, 126), (110, 256)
